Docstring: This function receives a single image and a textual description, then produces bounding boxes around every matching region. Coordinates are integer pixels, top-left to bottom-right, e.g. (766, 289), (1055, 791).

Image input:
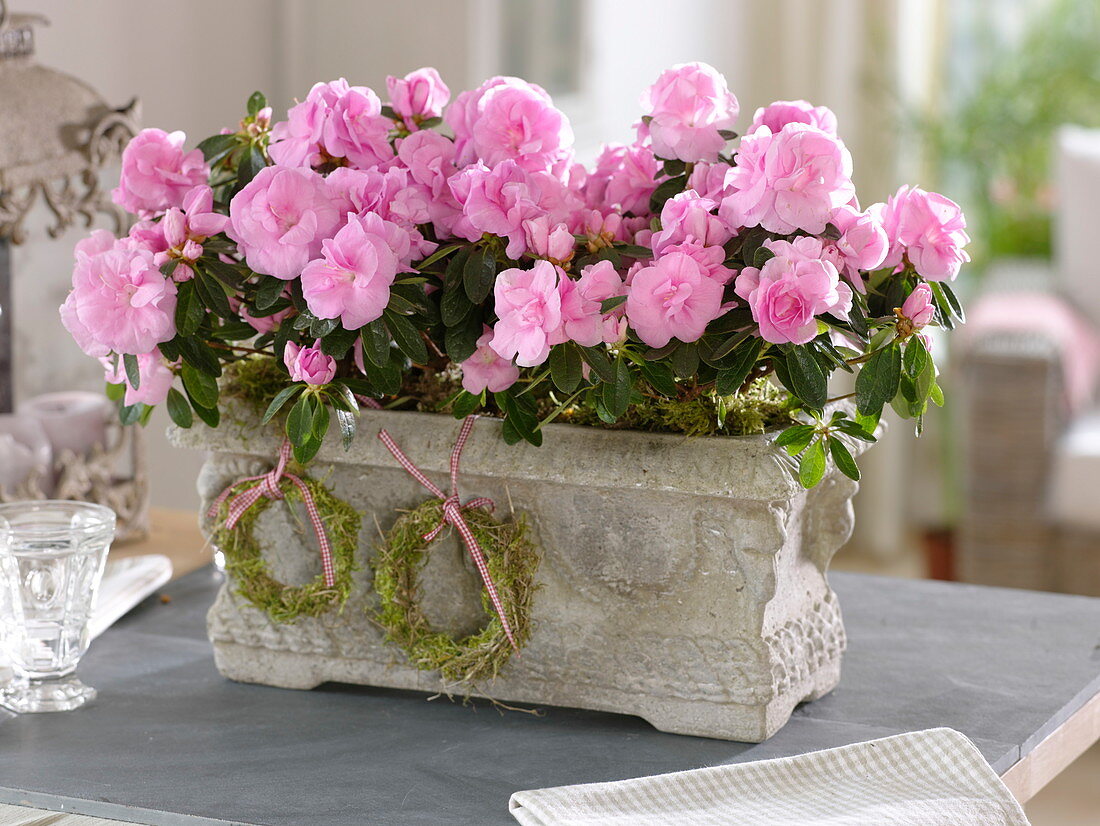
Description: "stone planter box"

(170, 406), (865, 742)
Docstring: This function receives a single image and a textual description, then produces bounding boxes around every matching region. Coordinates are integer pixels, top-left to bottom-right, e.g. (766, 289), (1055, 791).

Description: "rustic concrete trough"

(170, 406), (864, 742)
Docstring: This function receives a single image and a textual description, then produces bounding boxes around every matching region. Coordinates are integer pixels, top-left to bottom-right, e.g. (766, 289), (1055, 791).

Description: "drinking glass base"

(0, 676), (97, 713)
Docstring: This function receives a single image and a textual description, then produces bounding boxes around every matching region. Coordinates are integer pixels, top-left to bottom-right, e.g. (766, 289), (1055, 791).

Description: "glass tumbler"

(0, 501), (115, 712)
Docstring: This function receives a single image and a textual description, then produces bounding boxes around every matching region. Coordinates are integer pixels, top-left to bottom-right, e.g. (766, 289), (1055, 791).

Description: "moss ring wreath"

(372, 498), (539, 685)
(212, 475), (360, 624)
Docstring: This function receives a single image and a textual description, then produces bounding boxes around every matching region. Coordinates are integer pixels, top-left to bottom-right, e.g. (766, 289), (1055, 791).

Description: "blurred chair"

(958, 128), (1100, 596)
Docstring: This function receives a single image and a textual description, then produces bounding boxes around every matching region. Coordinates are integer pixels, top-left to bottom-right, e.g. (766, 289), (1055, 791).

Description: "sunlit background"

(7, 0), (1100, 818)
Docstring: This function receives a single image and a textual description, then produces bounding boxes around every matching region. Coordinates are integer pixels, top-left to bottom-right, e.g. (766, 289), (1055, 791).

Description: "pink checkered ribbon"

(377, 416), (517, 650)
(207, 440), (336, 588)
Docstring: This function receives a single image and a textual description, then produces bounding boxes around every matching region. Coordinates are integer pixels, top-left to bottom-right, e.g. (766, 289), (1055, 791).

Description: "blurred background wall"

(12, 0), (1097, 569)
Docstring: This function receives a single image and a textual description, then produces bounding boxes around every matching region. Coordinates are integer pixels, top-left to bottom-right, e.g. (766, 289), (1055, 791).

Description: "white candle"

(18, 392), (113, 460)
(0, 415), (52, 494)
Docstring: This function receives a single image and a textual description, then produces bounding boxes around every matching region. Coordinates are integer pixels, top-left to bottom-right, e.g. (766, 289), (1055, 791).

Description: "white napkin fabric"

(509, 728), (1031, 826)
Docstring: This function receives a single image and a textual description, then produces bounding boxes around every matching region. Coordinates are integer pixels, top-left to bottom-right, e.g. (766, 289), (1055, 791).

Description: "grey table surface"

(0, 568), (1098, 826)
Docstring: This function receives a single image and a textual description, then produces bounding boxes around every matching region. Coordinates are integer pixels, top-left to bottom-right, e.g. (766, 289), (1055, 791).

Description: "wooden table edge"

(1000, 688), (1100, 803)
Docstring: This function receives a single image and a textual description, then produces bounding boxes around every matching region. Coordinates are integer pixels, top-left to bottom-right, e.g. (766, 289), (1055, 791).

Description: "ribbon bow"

(208, 441), (336, 588)
(377, 416), (517, 650)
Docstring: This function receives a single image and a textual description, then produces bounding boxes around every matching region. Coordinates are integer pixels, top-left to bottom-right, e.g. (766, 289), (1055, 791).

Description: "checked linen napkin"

(509, 728), (1031, 825)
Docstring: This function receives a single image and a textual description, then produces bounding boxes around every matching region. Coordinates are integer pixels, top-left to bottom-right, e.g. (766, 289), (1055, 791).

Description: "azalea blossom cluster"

(60, 62), (968, 485)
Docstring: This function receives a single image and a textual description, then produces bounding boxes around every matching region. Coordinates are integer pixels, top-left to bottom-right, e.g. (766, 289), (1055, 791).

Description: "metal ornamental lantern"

(0, 4), (148, 540)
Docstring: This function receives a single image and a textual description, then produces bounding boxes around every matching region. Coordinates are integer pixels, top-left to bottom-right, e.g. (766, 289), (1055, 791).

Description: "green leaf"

(166, 387), (193, 428)
(443, 312), (482, 363)
(855, 342), (901, 417)
(194, 270), (233, 319)
(384, 310), (429, 364)
(649, 174), (687, 213)
(181, 363), (219, 410)
(715, 337), (764, 396)
(638, 360), (678, 397)
(929, 382), (945, 407)
(104, 381), (125, 402)
(451, 390), (483, 419)
(361, 318), (391, 367)
(416, 243), (463, 270)
(441, 280), (474, 327)
(463, 248), (497, 304)
(669, 342), (699, 379)
(312, 399), (331, 440)
(247, 90), (267, 117)
(192, 401), (220, 428)
(334, 407), (357, 450)
(932, 281), (965, 323)
(176, 337), (222, 377)
(798, 438), (827, 488)
(753, 245), (775, 268)
(599, 295), (628, 313)
(261, 384), (304, 424)
(775, 424), (816, 456)
(549, 343), (583, 393)
(196, 133), (239, 165)
(602, 358), (633, 418)
(294, 435), (323, 465)
(119, 403), (143, 426)
(785, 346), (828, 410)
(579, 345), (615, 383)
(285, 394), (314, 446)
(123, 353), (141, 390)
(835, 418), (877, 442)
(829, 437), (861, 481)
(904, 335), (929, 378)
(495, 391), (542, 446)
(253, 276), (286, 311)
(359, 356), (402, 396)
(319, 324), (359, 359)
(236, 144), (266, 190)
(174, 281), (205, 337)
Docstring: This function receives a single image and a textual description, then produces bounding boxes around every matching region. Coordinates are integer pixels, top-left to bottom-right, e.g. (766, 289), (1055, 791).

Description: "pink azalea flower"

(459, 326), (520, 394)
(656, 241), (734, 285)
(901, 283), (935, 328)
(448, 76), (573, 170)
(112, 128), (208, 217)
(396, 129), (456, 188)
(101, 350), (176, 407)
(688, 161), (738, 202)
(228, 165), (340, 280)
(386, 67), (450, 127)
(451, 160), (579, 259)
(284, 340), (336, 385)
(153, 186), (229, 281)
(721, 124), (855, 235)
(62, 245), (177, 356)
(554, 260), (627, 347)
(650, 190), (732, 256)
(584, 142), (662, 215)
(301, 212), (409, 330)
(490, 260), (563, 367)
(523, 216), (575, 262)
(750, 100), (838, 136)
(876, 185), (971, 281)
(269, 79), (394, 170)
(828, 204), (888, 289)
(734, 237), (852, 345)
(625, 252), (724, 347)
(640, 62), (739, 163)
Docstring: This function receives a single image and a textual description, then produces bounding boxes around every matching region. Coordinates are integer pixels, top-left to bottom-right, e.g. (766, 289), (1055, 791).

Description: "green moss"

(221, 355), (288, 412)
(213, 473), (361, 623)
(220, 355), (797, 438)
(372, 499), (539, 688)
